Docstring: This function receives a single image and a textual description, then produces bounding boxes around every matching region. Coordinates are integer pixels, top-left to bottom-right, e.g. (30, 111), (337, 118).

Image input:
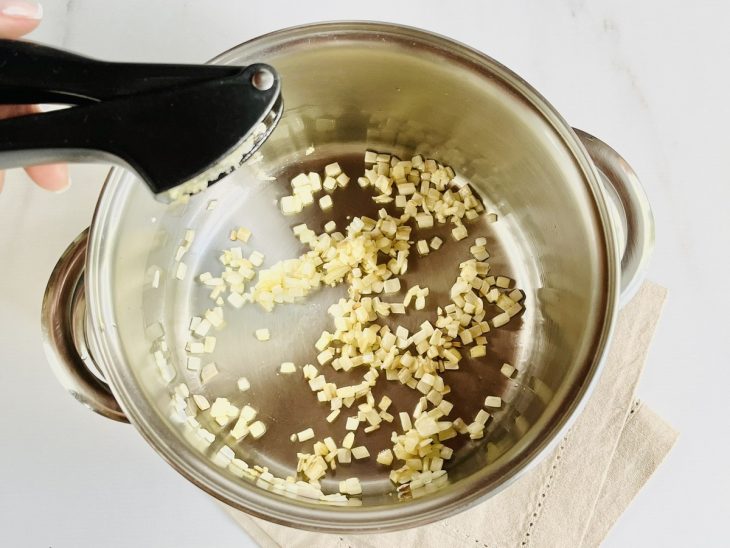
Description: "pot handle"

(41, 228), (129, 423)
(574, 129), (655, 306)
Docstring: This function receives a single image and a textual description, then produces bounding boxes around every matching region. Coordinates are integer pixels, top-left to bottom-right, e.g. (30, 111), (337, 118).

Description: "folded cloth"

(224, 282), (677, 547)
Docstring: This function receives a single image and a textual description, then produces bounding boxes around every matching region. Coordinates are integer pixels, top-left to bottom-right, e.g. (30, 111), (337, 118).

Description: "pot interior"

(89, 23), (613, 531)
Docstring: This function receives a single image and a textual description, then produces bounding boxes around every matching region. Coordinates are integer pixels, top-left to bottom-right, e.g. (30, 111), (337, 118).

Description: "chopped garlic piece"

(484, 396), (502, 408)
(186, 356), (201, 371)
(470, 345), (487, 358)
(324, 162), (342, 177)
(280, 362), (296, 374)
(376, 449), (394, 466)
(201, 362), (218, 383)
(345, 417), (359, 431)
(378, 396), (392, 411)
(210, 397), (234, 419)
(415, 213), (434, 229)
(500, 363), (516, 378)
(291, 173), (310, 188)
(430, 236), (443, 250)
(317, 349), (334, 365)
(197, 428), (215, 445)
(307, 172), (322, 191)
(297, 190), (315, 209)
(324, 437), (338, 453)
(249, 421), (267, 439)
(319, 195), (333, 210)
(451, 225), (468, 241)
(175, 262), (187, 280)
(496, 276), (511, 288)
(249, 251), (264, 267)
(475, 409), (490, 425)
(508, 289), (524, 302)
(192, 394), (210, 410)
(192, 319), (211, 337)
(174, 383), (189, 398)
(230, 418), (250, 441)
(399, 412), (412, 432)
(296, 428), (315, 442)
(336, 173), (350, 188)
(302, 363), (318, 379)
(187, 341), (205, 354)
(240, 405), (257, 423)
(383, 278), (401, 294)
(308, 375), (326, 391)
(397, 182), (416, 195)
(492, 312), (510, 328)
(438, 400), (454, 416)
(323, 176), (337, 192)
(205, 308), (224, 328)
(337, 448), (352, 463)
(470, 245), (489, 261)
(338, 477), (362, 495)
(237, 377), (250, 392)
(203, 336), (216, 353)
(227, 292), (245, 308)
(280, 195), (303, 215)
(235, 227), (252, 242)
(255, 328), (271, 341)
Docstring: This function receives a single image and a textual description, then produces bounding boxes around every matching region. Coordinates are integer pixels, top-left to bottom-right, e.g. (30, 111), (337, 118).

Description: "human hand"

(0, 1), (69, 193)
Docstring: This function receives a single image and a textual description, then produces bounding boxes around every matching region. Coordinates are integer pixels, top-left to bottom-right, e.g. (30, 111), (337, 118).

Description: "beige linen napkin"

(224, 282), (677, 547)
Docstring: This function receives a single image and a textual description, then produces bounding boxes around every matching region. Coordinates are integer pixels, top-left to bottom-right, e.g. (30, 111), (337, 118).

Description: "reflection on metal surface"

(574, 129), (655, 305)
(40, 229), (128, 423)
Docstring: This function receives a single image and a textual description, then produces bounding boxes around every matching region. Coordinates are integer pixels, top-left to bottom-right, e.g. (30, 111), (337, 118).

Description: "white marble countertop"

(1, 1), (728, 546)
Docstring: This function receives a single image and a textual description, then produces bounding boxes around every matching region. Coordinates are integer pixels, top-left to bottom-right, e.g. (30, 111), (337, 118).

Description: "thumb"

(0, 1), (42, 39)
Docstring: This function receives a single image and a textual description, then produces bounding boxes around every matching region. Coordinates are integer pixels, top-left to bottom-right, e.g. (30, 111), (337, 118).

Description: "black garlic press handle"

(0, 40), (282, 195)
(0, 39), (241, 105)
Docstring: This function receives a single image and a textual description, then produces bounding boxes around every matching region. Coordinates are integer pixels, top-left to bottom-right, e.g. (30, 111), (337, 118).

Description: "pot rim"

(86, 21), (620, 532)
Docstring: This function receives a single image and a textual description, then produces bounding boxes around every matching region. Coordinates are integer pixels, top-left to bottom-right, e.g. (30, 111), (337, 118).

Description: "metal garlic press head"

(0, 39), (282, 199)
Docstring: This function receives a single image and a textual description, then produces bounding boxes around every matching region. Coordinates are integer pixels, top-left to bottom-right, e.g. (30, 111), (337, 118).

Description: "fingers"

(0, 3), (70, 195)
(0, 1), (42, 38)
(21, 105), (71, 191)
(0, 163), (70, 194)
(0, 103), (35, 118)
(0, 162), (70, 194)
(0, 105), (70, 192)
(25, 163), (70, 192)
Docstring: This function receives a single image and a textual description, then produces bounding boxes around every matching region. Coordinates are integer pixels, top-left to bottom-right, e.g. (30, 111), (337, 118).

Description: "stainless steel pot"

(41, 22), (653, 532)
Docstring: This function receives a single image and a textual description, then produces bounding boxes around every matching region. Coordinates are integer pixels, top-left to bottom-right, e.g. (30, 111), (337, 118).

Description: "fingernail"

(0, 1), (43, 20)
(54, 176), (71, 194)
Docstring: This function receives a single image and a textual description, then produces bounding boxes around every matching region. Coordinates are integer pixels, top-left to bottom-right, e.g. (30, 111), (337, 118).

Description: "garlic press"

(0, 39), (282, 197)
